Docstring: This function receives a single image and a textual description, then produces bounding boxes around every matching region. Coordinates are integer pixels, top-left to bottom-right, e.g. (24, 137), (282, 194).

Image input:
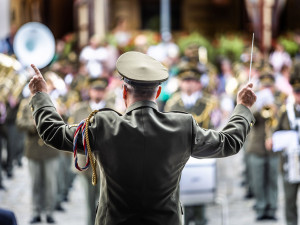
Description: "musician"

(164, 65), (216, 225)
(245, 67), (283, 221)
(79, 34), (108, 78)
(16, 96), (59, 224)
(68, 77), (109, 225)
(164, 65), (217, 123)
(28, 51), (256, 225)
(274, 64), (300, 225)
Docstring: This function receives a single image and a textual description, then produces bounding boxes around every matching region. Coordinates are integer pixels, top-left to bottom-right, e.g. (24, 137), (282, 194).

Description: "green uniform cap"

(259, 66), (275, 86)
(89, 77), (108, 90)
(116, 51), (169, 84)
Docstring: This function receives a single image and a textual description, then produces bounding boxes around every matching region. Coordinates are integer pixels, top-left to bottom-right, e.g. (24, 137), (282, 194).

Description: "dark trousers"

(5, 123), (24, 174)
(249, 154), (279, 217)
(283, 181), (300, 225)
(184, 205), (207, 225)
(0, 124), (7, 185)
(0, 136), (3, 186)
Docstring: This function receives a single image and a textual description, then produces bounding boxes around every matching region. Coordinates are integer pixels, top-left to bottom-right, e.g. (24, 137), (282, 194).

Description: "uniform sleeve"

(29, 92), (79, 152)
(274, 110), (290, 131)
(191, 104), (255, 158)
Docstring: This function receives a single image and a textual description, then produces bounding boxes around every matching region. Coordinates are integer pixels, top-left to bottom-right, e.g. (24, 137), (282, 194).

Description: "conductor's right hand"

(29, 64), (48, 95)
(236, 83), (257, 109)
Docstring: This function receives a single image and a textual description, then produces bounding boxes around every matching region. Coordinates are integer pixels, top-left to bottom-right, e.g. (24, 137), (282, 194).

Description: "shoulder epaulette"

(164, 110), (189, 114)
(69, 107), (122, 128)
(96, 107), (123, 116)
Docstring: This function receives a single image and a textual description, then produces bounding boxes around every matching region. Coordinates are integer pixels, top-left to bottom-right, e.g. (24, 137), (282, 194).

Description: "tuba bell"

(0, 22), (56, 102)
(13, 22), (55, 69)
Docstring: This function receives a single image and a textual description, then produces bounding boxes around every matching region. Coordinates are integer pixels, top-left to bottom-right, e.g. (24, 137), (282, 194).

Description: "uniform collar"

(125, 100), (158, 114)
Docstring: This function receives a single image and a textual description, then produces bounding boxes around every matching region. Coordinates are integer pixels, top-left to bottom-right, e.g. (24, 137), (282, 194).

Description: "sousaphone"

(14, 22), (55, 69)
(0, 22), (56, 101)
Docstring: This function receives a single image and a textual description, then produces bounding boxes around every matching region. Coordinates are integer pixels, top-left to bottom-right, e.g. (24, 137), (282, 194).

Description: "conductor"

(28, 51), (256, 225)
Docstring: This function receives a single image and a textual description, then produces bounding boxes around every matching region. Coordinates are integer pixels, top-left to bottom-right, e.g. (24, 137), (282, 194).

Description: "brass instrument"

(0, 54), (27, 102)
(13, 22), (55, 69)
(261, 104), (278, 144)
(0, 22), (56, 103)
(192, 97), (218, 129)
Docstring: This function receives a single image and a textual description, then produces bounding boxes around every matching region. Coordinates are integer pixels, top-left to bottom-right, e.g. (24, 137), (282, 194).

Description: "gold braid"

(85, 110), (99, 186)
(192, 102), (215, 129)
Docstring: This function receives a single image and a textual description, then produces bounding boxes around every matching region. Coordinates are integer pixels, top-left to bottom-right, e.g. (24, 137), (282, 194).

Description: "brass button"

(250, 122), (254, 127)
(31, 106), (34, 112)
(38, 138), (44, 146)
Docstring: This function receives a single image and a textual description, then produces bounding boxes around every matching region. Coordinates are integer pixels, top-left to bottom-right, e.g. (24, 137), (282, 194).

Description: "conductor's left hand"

(29, 64), (47, 95)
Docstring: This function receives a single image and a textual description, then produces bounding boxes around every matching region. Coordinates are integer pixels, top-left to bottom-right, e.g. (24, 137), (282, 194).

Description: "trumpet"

(261, 105), (274, 120)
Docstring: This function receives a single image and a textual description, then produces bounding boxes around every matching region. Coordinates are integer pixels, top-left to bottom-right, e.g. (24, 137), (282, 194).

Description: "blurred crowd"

(2, 22), (300, 224)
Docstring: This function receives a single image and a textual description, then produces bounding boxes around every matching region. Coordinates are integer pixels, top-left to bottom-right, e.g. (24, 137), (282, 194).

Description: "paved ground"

(0, 151), (291, 225)
(0, 157), (86, 225)
(205, 152), (286, 225)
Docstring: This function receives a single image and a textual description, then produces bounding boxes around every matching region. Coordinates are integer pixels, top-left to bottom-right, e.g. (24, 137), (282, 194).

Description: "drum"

(180, 157), (216, 205)
(283, 147), (300, 183)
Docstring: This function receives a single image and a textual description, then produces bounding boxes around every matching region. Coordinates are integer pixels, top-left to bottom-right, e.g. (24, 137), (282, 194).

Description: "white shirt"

(80, 46), (108, 78)
(89, 100), (106, 111)
(181, 91), (202, 109)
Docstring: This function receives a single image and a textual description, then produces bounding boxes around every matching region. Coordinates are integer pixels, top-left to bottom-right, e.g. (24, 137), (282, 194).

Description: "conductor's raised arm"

(28, 64), (77, 152)
(191, 83), (256, 158)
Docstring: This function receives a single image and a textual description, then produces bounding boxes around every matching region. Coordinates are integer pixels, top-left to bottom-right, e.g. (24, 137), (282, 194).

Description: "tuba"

(0, 22), (56, 102)
(0, 54), (27, 102)
(13, 22), (55, 69)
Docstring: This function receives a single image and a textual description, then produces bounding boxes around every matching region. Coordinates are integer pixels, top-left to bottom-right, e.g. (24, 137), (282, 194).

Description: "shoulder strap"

(287, 102), (296, 130)
(96, 107), (123, 116)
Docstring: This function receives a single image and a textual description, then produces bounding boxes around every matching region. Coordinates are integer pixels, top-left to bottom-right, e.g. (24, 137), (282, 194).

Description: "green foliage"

(215, 35), (245, 62)
(177, 32), (214, 61)
(279, 36), (299, 57)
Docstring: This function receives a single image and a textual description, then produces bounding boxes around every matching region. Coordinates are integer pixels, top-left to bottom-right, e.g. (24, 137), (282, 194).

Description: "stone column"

(160, 0), (171, 42)
(94, 0), (108, 39)
(0, 0), (10, 39)
(262, 0), (274, 52)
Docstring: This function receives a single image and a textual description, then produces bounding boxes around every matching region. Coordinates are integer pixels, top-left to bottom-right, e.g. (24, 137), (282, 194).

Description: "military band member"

(16, 97), (59, 224)
(164, 66), (216, 225)
(164, 67), (217, 129)
(104, 71), (126, 114)
(246, 68), (283, 221)
(274, 65), (300, 225)
(28, 51), (256, 225)
(68, 77), (109, 225)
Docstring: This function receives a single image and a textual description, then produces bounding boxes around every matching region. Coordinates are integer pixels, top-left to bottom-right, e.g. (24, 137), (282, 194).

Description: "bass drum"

(180, 157), (216, 205)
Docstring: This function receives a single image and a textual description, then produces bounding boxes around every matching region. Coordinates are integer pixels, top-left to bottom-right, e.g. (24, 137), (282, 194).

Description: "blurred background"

(1, 0), (300, 225)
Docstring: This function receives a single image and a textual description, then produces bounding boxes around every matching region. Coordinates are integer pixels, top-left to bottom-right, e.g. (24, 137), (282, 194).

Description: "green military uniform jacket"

(276, 105), (297, 131)
(69, 101), (106, 177)
(246, 91), (285, 156)
(246, 111), (278, 156)
(164, 92), (216, 128)
(16, 98), (59, 161)
(30, 92), (254, 225)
